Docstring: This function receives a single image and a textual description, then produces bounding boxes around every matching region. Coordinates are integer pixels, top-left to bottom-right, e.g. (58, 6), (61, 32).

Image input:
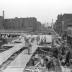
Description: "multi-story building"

(3, 17), (41, 32)
(54, 14), (72, 36)
(0, 16), (4, 29)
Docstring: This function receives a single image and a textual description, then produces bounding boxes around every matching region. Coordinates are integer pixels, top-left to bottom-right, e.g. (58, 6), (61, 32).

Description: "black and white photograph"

(0, 0), (72, 72)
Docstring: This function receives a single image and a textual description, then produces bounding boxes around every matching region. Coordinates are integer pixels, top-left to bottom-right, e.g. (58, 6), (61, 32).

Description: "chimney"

(3, 10), (4, 19)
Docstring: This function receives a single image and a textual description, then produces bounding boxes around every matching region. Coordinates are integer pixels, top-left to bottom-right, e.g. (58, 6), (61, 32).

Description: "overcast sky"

(0, 0), (72, 23)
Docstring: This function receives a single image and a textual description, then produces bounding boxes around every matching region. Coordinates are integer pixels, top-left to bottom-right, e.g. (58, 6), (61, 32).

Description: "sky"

(0, 0), (72, 23)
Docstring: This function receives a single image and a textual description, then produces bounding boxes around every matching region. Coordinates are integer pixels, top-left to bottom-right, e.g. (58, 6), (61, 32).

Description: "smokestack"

(3, 10), (4, 30)
(3, 10), (4, 19)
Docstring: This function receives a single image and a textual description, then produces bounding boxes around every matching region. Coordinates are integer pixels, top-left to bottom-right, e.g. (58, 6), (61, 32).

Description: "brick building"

(54, 14), (72, 36)
(2, 17), (41, 32)
(0, 16), (4, 29)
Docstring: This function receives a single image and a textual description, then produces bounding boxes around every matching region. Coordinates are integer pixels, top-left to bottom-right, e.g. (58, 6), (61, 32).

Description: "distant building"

(0, 11), (48, 33)
(67, 27), (72, 47)
(54, 14), (72, 36)
(0, 16), (4, 29)
(2, 17), (41, 32)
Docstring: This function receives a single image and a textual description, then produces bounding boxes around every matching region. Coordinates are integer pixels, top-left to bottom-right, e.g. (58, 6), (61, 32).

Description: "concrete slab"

(0, 41), (25, 65)
(3, 44), (38, 72)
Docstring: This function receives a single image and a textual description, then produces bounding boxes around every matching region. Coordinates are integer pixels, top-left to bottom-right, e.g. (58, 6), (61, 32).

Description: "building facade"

(54, 14), (72, 36)
(0, 17), (41, 32)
